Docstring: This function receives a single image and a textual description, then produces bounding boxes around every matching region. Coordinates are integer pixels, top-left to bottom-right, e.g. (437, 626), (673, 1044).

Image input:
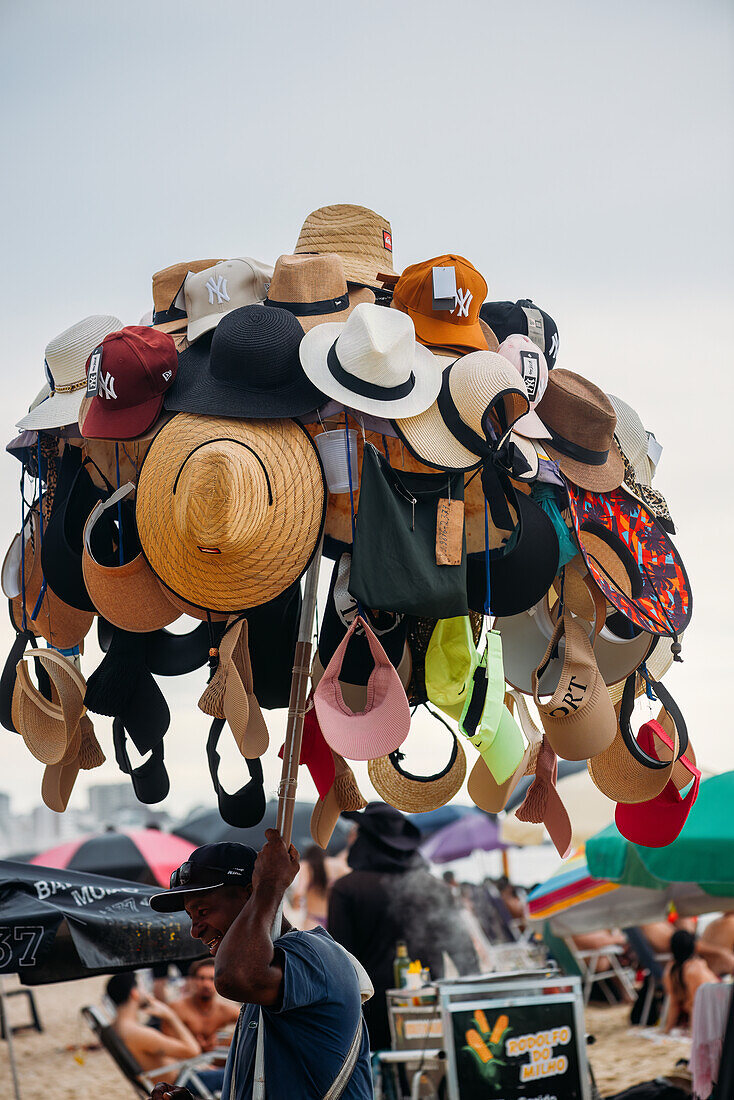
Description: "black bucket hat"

(206, 718), (266, 829)
(164, 305), (326, 418)
(41, 449), (118, 613)
(317, 552), (406, 684)
(466, 475), (560, 617)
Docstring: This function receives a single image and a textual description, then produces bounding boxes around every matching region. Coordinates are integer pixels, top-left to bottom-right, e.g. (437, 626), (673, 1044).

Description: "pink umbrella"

(30, 828), (195, 887)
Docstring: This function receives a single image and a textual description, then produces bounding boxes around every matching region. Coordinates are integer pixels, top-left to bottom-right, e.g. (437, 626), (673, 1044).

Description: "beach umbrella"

(501, 767), (616, 849)
(586, 771), (734, 896)
(30, 827), (195, 887)
(174, 799), (350, 856)
(421, 809), (506, 863)
(525, 844), (733, 934)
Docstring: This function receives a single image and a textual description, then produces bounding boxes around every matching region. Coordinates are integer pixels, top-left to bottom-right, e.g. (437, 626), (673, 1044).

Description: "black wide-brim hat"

(466, 483), (560, 617)
(342, 802), (422, 852)
(164, 305), (326, 419)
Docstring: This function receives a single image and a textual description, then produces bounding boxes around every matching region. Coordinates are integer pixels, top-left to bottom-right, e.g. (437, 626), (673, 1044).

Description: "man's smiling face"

(184, 884), (251, 957)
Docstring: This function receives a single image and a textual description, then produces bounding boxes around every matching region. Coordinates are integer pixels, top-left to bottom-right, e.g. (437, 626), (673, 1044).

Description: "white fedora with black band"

(298, 302), (441, 417)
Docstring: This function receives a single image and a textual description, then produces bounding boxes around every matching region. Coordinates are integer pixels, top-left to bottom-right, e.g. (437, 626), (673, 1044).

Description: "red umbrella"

(30, 828), (195, 887)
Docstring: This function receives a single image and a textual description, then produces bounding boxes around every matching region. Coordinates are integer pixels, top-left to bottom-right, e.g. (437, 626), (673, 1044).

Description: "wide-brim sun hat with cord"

(17, 315), (122, 431)
(136, 413), (326, 612)
(265, 252), (375, 332)
(393, 351), (530, 471)
(535, 368), (624, 492)
(294, 203), (395, 290)
(298, 301), (442, 419)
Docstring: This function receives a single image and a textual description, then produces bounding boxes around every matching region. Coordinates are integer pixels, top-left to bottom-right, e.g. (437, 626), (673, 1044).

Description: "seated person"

(170, 957), (239, 1052)
(572, 930), (632, 1001)
(699, 912), (734, 976)
(663, 930), (719, 1032)
(105, 972), (224, 1096)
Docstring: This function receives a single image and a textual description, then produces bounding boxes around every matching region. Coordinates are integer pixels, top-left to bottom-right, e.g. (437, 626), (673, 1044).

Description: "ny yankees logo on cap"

(452, 288), (473, 318)
(205, 275), (230, 306)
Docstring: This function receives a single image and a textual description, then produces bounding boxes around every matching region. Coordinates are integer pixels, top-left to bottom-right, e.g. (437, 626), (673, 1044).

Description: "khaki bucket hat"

(14, 649), (86, 765)
(532, 612), (617, 761)
(294, 204), (395, 290)
(136, 414), (325, 612)
(82, 483), (181, 633)
(368, 731), (467, 814)
(266, 253), (375, 332)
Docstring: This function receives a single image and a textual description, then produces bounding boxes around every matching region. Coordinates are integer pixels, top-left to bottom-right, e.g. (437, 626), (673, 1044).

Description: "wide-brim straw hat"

(82, 483), (181, 633)
(265, 253), (375, 332)
(536, 369), (624, 492)
(17, 316), (122, 431)
(136, 414), (326, 612)
(369, 733), (466, 813)
(299, 303), (442, 419)
(14, 649), (86, 765)
(2, 513), (94, 650)
(294, 204), (395, 290)
(393, 352), (530, 471)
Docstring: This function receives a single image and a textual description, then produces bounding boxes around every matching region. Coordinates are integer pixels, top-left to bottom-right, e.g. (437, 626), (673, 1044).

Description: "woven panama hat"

(393, 351), (530, 470)
(17, 316), (123, 431)
(266, 253), (375, 332)
(368, 733), (466, 814)
(82, 483), (180, 633)
(299, 302), (441, 418)
(3, 511), (94, 650)
(535, 369), (624, 492)
(136, 413), (325, 612)
(151, 259), (223, 334)
(14, 648), (86, 765)
(294, 204), (395, 290)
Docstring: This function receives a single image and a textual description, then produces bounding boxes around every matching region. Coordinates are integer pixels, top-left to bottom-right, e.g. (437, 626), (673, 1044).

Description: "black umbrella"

(0, 860), (202, 985)
(503, 759), (589, 814)
(174, 800), (350, 856)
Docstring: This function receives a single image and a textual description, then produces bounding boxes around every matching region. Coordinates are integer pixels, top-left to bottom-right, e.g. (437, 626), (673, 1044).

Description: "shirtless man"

(699, 912), (734, 975)
(105, 972), (201, 1082)
(170, 958), (239, 1052)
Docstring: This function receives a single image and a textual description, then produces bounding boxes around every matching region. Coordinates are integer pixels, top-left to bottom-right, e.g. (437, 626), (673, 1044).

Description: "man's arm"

(129, 1006), (201, 1064)
(214, 829), (299, 1007)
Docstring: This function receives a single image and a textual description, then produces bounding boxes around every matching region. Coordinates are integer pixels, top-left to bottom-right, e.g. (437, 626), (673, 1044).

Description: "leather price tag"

(436, 498), (464, 565)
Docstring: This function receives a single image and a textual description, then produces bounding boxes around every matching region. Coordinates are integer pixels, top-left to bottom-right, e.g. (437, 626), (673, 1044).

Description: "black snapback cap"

(149, 842), (257, 913)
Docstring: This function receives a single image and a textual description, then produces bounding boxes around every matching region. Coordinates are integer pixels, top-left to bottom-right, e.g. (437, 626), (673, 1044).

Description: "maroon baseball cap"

(80, 326), (178, 441)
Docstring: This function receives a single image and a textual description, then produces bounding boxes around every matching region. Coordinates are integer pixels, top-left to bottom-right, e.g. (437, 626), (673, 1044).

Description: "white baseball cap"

(497, 333), (550, 439)
(182, 257), (274, 343)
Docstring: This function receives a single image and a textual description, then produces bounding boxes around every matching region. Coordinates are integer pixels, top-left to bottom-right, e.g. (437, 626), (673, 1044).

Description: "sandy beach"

(0, 972), (691, 1099)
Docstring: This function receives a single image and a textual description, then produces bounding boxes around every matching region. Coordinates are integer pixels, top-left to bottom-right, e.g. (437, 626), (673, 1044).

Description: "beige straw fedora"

(369, 733), (466, 813)
(136, 414), (325, 612)
(536, 369), (624, 492)
(17, 316), (122, 431)
(82, 483), (181, 633)
(14, 649), (86, 765)
(294, 204), (395, 289)
(266, 253), (375, 332)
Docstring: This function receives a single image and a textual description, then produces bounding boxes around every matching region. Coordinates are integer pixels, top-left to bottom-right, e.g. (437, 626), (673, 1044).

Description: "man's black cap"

(480, 299), (559, 368)
(149, 842), (257, 913)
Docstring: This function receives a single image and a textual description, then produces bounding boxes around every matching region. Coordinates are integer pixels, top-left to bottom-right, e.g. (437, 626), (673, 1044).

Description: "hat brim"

(79, 392), (165, 441)
(299, 321), (442, 419)
(543, 442), (625, 492)
(151, 318), (188, 336)
(166, 337), (326, 419)
(513, 407), (551, 440)
(16, 389), (85, 431)
(149, 881), (222, 913)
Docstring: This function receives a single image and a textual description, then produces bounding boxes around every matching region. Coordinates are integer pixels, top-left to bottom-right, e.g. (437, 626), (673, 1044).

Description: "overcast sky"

(0, 1), (732, 823)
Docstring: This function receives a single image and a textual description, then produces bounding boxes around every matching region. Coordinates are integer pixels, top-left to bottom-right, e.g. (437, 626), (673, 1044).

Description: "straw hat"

(299, 303), (441, 419)
(265, 253), (375, 332)
(2, 512), (94, 650)
(532, 613), (617, 761)
(588, 706), (684, 804)
(294, 204), (395, 290)
(14, 649), (86, 765)
(393, 352), (530, 471)
(535, 369), (624, 492)
(368, 734), (466, 814)
(151, 259), (223, 334)
(82, 483), (181, 633)
(183, 258), (274, 344)
(136, 414), (325, 612)
(310, 750), (367, 849)
(17, 316), (122, 431)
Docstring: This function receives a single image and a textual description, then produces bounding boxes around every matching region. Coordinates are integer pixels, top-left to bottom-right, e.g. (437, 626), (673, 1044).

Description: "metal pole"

(0, 977), (22, 1100)
(252, 542), (323, 1100)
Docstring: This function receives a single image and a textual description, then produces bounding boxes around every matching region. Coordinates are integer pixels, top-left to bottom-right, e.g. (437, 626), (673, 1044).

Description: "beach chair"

(624, 927), (671, 1027)
(542, 925), (636, 1005)
(81, 1004), (222, 1099)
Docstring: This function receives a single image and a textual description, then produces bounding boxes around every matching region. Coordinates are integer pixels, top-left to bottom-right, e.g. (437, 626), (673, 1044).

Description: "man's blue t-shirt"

(220, 927), (373, 1099)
